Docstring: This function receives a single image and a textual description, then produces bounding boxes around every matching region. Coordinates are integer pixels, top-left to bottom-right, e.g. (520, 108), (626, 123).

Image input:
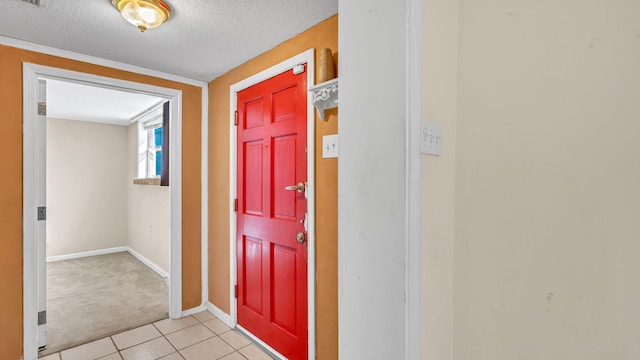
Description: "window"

(144, 125), (163, 177)
(135, 101), (169, 185)
(154, 127), (163, 176)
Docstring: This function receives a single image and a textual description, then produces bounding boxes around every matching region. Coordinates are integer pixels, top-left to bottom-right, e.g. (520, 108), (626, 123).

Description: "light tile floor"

(39, 311), (274, 360)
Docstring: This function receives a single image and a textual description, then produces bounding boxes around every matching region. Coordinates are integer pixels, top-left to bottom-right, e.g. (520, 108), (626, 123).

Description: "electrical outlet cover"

(421, 122), (441, 156)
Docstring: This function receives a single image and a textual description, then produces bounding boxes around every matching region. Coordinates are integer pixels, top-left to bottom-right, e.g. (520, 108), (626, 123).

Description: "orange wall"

(0, 44), (202, 358)
(208, 15), (338, 359)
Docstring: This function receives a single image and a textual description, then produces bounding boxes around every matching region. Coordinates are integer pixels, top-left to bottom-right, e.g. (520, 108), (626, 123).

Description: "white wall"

(421, 0), (458, 359)
(338, 1), (408, 358)
(46, 118), (128, 256)
(127, 123), (170, 274)
(422, 1), (640, 359)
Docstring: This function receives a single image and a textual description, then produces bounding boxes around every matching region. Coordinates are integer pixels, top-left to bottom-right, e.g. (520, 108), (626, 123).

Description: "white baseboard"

(206, 302), (234, 327)
(182, 305), (207, 317)
(47, 246), (170, 282)
(205, 302), (284, 360)
(46, 246), (128, 262)
(236, 325), (287, 360)
(126, 247), (169, 280)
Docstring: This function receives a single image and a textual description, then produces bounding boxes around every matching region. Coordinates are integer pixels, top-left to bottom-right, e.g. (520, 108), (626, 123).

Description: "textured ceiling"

(0, 0), (338, 82)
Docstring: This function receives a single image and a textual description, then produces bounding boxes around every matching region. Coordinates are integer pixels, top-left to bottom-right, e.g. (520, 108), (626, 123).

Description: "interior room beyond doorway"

(40, 78), (172, 354)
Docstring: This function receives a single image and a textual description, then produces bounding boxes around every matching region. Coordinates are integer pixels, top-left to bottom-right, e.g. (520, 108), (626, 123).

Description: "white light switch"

(421, 122), (441, 156)
(323, 134), (339, 158)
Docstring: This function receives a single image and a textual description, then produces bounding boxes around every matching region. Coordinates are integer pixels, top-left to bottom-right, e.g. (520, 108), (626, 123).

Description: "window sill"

(133, 178), (161, 186)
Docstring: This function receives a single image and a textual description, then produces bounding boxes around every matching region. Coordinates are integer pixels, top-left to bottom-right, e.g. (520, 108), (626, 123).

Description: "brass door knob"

(285, 182), (306, 193)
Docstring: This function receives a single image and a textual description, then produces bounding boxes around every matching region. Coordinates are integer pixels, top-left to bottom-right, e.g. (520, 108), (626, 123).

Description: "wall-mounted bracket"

(309, 78), (338, 121)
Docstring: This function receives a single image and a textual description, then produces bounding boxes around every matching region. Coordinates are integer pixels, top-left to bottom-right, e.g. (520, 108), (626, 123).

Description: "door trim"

(405, 0), (422, 357)
(22, 63), (184, 360)
(229, 48), (316, 360)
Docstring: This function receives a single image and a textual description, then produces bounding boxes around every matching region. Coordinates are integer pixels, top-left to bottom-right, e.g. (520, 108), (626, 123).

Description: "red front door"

(236, 66), (308, 359)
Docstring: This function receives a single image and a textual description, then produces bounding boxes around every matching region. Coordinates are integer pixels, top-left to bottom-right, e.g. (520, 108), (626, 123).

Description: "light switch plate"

(323, 134), (339, 158)
(421, 122), (441, 156)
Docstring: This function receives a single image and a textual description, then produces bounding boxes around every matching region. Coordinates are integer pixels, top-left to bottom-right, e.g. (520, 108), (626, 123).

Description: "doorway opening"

(41, 79), (169, 355)
(23, 64), (184, 360)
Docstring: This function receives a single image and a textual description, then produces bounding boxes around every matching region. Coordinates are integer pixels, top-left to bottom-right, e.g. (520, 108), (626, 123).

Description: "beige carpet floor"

(39, 252), (169, 356)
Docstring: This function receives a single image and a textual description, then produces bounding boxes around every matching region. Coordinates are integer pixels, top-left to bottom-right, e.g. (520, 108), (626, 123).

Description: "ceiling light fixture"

(112, 0), (171, 32)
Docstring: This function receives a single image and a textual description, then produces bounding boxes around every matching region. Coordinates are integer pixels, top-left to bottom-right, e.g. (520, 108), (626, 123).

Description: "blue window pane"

(154, 127), (163, 147)
(156, 151), (162, 176)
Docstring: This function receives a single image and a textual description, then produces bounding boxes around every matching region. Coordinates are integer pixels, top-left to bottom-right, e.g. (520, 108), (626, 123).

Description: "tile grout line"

(229, 348), (251, 360)
(217, 332), (252, 352)
(168, 331), (219, 356)
(193, 312), (258, 359)
(106, 336), (122, 360)
(163, 314), (250, 360)
(156, 317), (229, 359)
(153, 316), (194, 336)
(115, 332), (173, 359)
(43, 313), (266, 360)
(110, 324), (163, 352)
(113, 317), (207, 359)
(159, 322), (183, 359)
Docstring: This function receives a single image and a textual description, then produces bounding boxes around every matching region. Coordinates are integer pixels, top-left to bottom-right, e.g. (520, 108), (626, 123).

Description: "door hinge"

(37, 206), (46, 221)
(38, 101), (46, 116)
(234, 199), (238, 212)
(38, 310), (46, 325)
(234, 110), (239, 126)
(234, 284), (238, 298)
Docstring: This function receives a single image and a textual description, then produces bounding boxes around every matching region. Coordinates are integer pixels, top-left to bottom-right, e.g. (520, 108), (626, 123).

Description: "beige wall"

(421, 0), (458, 358)
(46, 118), (128, 257)
(420, 0), (640, 359)
(44, 118), (170, 274)
(127, 123), (170, 273)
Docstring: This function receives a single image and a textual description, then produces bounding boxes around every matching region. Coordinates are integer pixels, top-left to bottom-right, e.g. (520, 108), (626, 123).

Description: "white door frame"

(405, 0), (422, 358)
(23, 63), (184, 360)
(35, 79), (47, 349)
(229, 48), (316, 359)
